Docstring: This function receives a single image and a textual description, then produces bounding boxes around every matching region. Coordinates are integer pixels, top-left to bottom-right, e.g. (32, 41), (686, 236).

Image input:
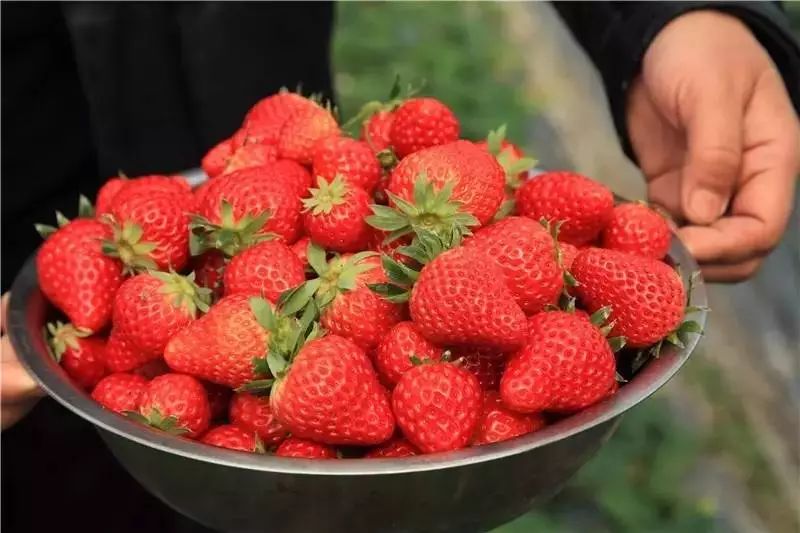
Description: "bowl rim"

(8, 213), (707, 477)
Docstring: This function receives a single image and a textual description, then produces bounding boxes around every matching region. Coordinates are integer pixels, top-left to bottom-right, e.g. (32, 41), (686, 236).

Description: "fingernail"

(689, 189), (727, 224)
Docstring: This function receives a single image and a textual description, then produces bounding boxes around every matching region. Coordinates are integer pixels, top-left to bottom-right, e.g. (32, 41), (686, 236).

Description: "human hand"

(1, 293), (45, 429)
(627, 10), (800, 282)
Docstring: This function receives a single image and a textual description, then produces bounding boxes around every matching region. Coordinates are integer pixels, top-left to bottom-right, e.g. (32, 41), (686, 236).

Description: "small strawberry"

(201, 425), (262, 453)
(277, 105), (339, 165)
(91, 372), (148, 413)
(601, 202), (671, 259)
(361, 110), (395, 153)
(515, 171), (614, 246)
(475, 125), (536, 201)
(472, 390), (545, 445)
(192, 250), (227, 301)
(392, 361), (482, 453)
(302, 176), (373, 253)
(105, 328), (160, 373)
(201, 138), (234, 179)
(389, 98), (460, 158)
(500, 310), (616, 413)
(374, 321), (442, 387)
(229, 392), (288, 446)
(312, 136), (381, 192)
(204, 381), (233, 421)
(241, 91), (320, 146)
(99, 175), (193, 215)
(133, 373), (211, 438)
(223, 240), (305, 302)
(275, 437), (336, 459)
(455, 348), (507, 391)
(290, 236), (311, 267)
(365, 437), (419, 458)
(46, 321), (106, 389)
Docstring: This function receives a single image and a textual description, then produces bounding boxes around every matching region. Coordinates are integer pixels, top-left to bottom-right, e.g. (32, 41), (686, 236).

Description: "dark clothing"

(1, 3), (797, 533)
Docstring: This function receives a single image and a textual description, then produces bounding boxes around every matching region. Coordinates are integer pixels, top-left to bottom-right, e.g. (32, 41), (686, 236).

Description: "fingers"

(1, 293), (8, 334)
(700, 258), (763, 283)
(0, 335), (43, 404)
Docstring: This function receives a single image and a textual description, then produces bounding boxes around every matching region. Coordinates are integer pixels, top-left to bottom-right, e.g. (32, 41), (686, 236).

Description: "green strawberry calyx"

(189, 200), (276, 258)
(125, 407), (189, 436)
(341, 74), (423, 132)
(483, 124), (538, 193)
(150, 270), (212, 318)
(45, 321), (92, 362)
(34, 195), (95, 239)
(540, 218), (578, 289)
(100, 216), (159, 274)
(301, 176), (350, 215)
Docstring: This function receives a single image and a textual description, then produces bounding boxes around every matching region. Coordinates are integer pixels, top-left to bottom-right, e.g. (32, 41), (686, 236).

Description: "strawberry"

(241, 91), (320, 146)
(392, 361), (482, 453)
(270, 335), (395, 446)
(275, 437), (336, 459)
(36, 218), (124, 332)
(312, 136), (381, 192)
(290, 236), (311, 267)
(500, 310), (616, 413)
(277, 105), (339, 165)
(472, 390), (546, 445)
(463, 216), (562, 314)
(302, 176), (373, 253)
(374, 321), (442, 387)
(560, 242), (578, 271)
(475, 125), (536, 200)
(91, 372), (148, 413)
(105, 328), (160, 373)
(455, 348), (507, 391)
(601, 202), (671, 259)
(112, 271), (210, 356)
(571, 247), (686, 348)
(389, 98), (460, 158)
(201, 425), (262, 453)
(95, 177), (128, 216)
(220, 142), (279, 177)
(204, 381), (233, 421)
(192, 250), (227, 301)
(201, 138), (234, 179)
(269, 159), (313, 198)
(46, 322), (106, 390)
(365, 437), (419, 458)
(100, 175), (193, 215)
(223, 240), (305, 302)
(134, 373), (211, 438)
(361, 110), (395, 153)
(229, 392), (288, 446)
(515, 171), (614, 246)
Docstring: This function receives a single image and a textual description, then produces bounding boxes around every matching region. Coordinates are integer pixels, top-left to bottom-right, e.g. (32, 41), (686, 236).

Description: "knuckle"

(694, 146), (740, 179)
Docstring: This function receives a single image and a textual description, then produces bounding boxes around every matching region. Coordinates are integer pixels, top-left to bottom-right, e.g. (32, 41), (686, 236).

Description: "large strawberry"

(302, 176), (373, 253)
(275, 437), (337, 459)
(365, 437), (419, 458)
(515, 171), (614, 246)
(312, 136), (381, 192)
(392, 361), (482, 453)
(91, 372), (148, 413)
(500, 310), (617, 413)
(473, 390), (546, 445)
(201, 425), (262, 453)
(277, 105), (339, 165)
(389, 98), (460, 158)
(463, 216), (562, 314)
(46, 321), (106, 390)
(223, 240), (305, 302)
(132, 373), (211, 438)
(96, 174), (192, 215)
(361, 110), (395, 153)
(229, 392), (288, 446)
(270, 335), (395, 446)
(374, 321), (442, 387)
(571, 247), (686, 348)
(601, 202), (671, 259)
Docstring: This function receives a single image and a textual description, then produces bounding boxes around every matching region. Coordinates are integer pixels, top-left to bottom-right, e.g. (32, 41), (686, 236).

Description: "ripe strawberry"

(204, 381), (233, 421)
(201, 425), (261, 453)
(229, 392), (288, 446)
(192, 250), (227, 301)
(37, 218), (124, 332)
(269, 159), (313, 198)
(388, 140), (505, 226)
(571, 247), (686, 347)
(361, 110), (395, 153)
(601, 202), (671, 259)
(105, 328), (160, 373)
(500, 311), (616, 413)
(455, 348), (507, 391)
(223, 240), (305, 302)
(220, 142), (279, 177)
(135, 373), (211, 438)
(92, 372), (149, 413)
(389, 98), (459, 158)
(241, 92), (320, 146)
(277, 106), (339, 165)
(46, 322), (106, 389)
(100, 175), (193, 215)
(112, 271), (210, 356)
(302, 176), (373, 253)
(463, 216), (562, 314)
(365, 437), (419, 458)
(515, 171), (614, 246)
(271, 335), (395, 446)
(559, 242), (578, 271)
(275, 437), (336, 459)
(201, 138), (234, 179)
(164, 293), (270, 388)
(472, 390), (546, 445)
(290, 236), (311, 267)
(374, 321), (442, 387)
(95, 177), (128, 215)
(312, 136), (381, 192)
(410, 246), (528, 352)
(475, 125), (535, 197)
(392, 361), (482, 453)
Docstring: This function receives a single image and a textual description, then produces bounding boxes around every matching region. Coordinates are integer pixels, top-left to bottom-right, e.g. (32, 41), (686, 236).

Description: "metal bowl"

(7, 236), (707, 533)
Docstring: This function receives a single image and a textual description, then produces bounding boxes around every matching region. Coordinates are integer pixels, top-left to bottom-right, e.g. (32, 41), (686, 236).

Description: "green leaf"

(55, 211), (70, 228)
(665, 332), (685, 349)
(679, 320), (703, 334)
(249, 297), (277, 332)
(367, 283), (410, 303)
(381, 255), (418, 286)
(35, 224), (57, 239)
(608, 336), (627, 353)
(78, 195), (95, 218)
(253, 357), (271, 376)
(236, 379), (274, 394)
(266, 351), (288, 378)
(306, 243), (329, 276)
(590, 306), (612, 327)
(279, 280), (320, 317)
(388, 73), (402, 100)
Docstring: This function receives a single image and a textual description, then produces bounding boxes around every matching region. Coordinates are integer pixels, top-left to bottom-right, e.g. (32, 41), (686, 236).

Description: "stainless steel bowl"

(7, 236), (707, 533)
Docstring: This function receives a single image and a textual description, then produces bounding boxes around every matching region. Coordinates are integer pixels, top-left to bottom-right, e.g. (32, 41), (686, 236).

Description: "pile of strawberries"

(35, 85), (701, 459)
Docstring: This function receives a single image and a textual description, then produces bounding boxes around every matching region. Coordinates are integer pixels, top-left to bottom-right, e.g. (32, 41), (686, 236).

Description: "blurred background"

(333, 3), (799, 533)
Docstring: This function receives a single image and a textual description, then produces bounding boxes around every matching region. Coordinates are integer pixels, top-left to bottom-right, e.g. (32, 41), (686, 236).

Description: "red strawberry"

(515, 171), (613, 246)
(204, 382), (233, 421)
(95, 177), (128, 215)
(601, 203), (671, 259)
(46, 322), (106, 389)
(374, 321), (441, 387)
(290, 236), (311, 267)
(472, 390), (545, 445)
(105, 328), (160, 373)
(312, 136), (381, 192)
(271, 335), (395, 446)
(463, 216), (562, 314)
(241, 92), (320, 146)
(269, 159), (313, 198)
(201, 425), (261, 453)
(220, 142), (279, 177)
(389, 98), (460, 158)
(388, 140), (505, 226)
(37, 218), (124, 332)
(392, 361), (482, 453)
(571, 247), (685, 347)
(500, 311), (616, 413)
(91, 372), (149, 413)
(202, 138), (234, 179)
(277, 106), (339, 165)
(361, 110), (395, 153)
(275, 437), (336, 459)
(223, 240), (305, 302)
(474, 125), (534, 197)
(456, 348), (507, 391)
(112, 271), (210, 356)
(365, 437), (419, 458)
(367, 230), (411, 263)
(135, 373), (211, 438)
(229, 392), (288, 446)
(410, 246), (528, 352)
(302, 177), (373, 253)
(560, 242), (578, 271)
(193, 250), (227, 301)
(101, 175), (193, 215)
